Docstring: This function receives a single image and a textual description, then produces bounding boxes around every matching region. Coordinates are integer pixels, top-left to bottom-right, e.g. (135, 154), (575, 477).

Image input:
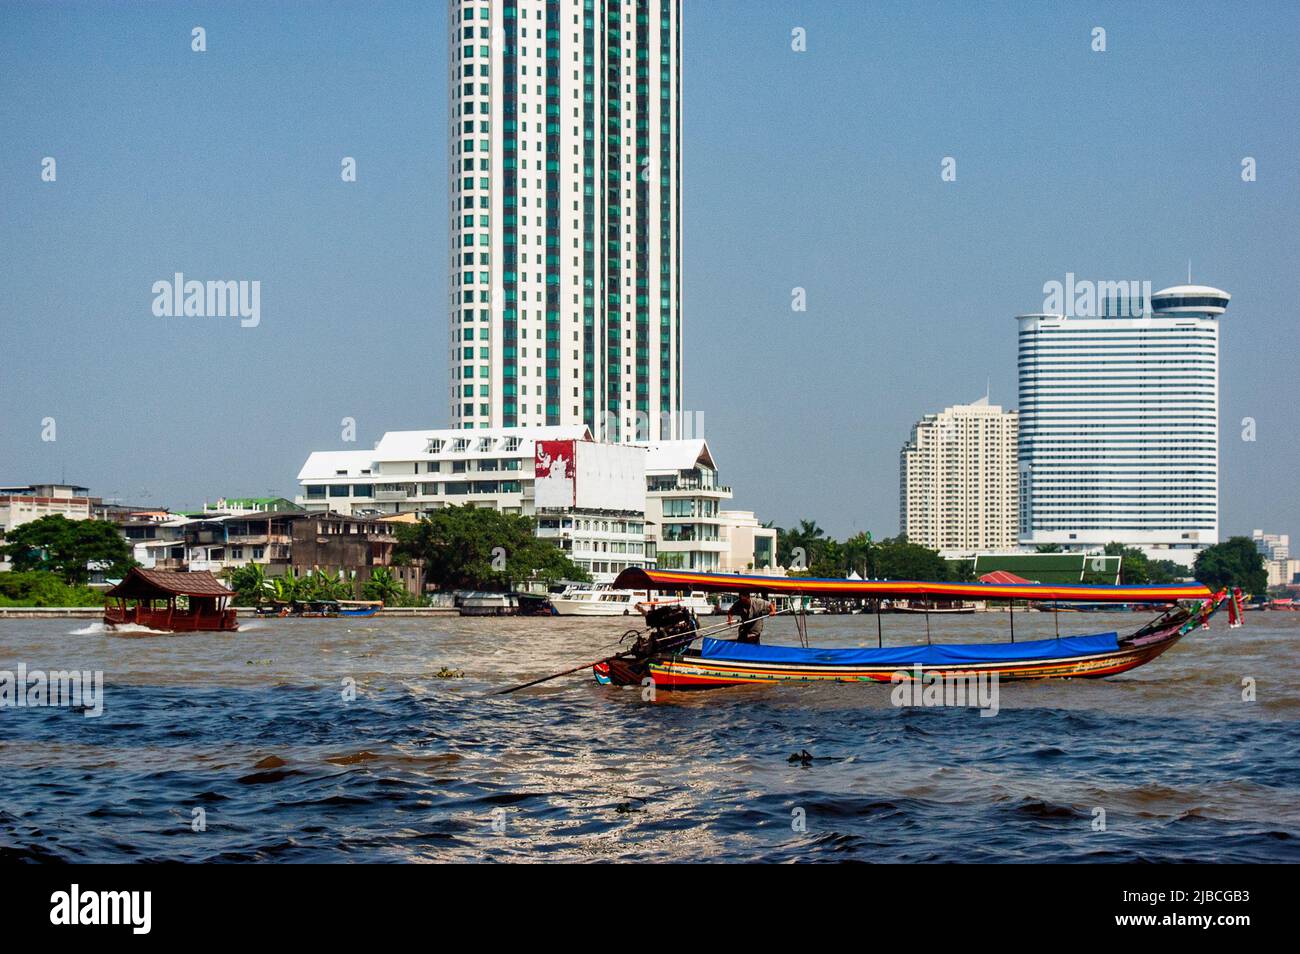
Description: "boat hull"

(594, 623), (1187, 691)
(103, 607), (238, 633)
(552, 599), (636, 616)
(645, 636), (1179, 689)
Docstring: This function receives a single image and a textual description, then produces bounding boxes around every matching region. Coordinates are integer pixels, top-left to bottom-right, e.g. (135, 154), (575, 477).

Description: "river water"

(1, 610), (1297, 862)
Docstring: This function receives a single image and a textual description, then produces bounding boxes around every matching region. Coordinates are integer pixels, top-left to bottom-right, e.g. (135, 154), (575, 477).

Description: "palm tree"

(781, 519), (826, 570)
(226, 563), (268, 605)
(362, 567), (405, 605)
(270, 568), (300, 603)
(311, 568), (352, 600)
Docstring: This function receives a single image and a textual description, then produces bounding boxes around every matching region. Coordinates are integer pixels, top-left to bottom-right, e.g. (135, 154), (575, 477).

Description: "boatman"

(728, 592), (776, 644)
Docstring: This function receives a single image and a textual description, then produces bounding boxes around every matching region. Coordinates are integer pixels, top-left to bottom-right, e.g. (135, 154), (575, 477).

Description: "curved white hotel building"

(1017, 284), (1230, 565)
(446, 0), (683, 442)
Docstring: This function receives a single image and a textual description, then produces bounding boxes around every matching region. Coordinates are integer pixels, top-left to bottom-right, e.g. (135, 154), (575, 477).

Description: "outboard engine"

(639, 603), (699, 655)
(596, 603), (699, 687)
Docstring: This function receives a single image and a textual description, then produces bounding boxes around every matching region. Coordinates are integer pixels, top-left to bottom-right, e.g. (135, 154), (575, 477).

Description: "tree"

(226, 563), (269, 606)
(0, 571), (106, 607)
(780, 519), (829, 570)
(1194, 537), (1267, 595)
(363, 567), (408, 605)
(269, 568), (300, 603)
(1103, 542), (1149, 585)
(0, 515), (133, 584)
(873, 535), (950, 581)
(1035, 544), (1064, 553)
(1147, 559), (1187, 584)
(394, 506), (589, 591)
(842, 532), (876, 578)
(301, 568), (353, 600)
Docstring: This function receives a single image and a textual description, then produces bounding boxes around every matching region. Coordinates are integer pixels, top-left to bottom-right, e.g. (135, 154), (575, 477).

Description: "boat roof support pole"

(1009, 600), (1015, 643)
(875, 599), (882, 648)
(924, 605), (931, 645)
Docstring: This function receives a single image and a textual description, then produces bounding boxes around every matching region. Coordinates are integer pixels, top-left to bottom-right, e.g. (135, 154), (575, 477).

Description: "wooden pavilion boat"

(585, 569), (1239, 691)
(103, 568), (238, 633)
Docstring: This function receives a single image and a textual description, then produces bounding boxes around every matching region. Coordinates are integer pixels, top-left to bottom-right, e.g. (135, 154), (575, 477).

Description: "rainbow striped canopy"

(610, 568), (1210, 604)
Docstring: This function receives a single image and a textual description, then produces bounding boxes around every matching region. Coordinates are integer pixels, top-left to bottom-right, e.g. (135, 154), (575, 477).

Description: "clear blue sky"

(2, 1), (1297, 544)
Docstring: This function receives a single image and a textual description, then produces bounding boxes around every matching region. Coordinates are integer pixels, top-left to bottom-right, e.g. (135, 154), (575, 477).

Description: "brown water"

(1, 610), (1297, 861)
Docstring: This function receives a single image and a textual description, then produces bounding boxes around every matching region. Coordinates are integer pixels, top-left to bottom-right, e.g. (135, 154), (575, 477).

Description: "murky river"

(1, 610), (1297, 861)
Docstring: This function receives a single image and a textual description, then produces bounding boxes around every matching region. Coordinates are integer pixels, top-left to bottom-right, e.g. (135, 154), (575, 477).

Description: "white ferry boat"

(552, 584), (716, 617)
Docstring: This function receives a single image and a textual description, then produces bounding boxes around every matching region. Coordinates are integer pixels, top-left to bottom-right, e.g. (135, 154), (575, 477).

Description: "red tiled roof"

(106, 567), (234, 599)
(978, 570), (1035, 585)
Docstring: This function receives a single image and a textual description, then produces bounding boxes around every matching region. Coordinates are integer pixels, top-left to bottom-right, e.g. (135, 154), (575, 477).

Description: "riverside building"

(1017, 284), (1229, 566)
(296, 426), (652, 581)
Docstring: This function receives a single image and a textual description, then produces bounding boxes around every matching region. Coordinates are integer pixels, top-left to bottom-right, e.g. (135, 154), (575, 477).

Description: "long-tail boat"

(103, 568), (238, 633)
(583, 568), (1239, 691)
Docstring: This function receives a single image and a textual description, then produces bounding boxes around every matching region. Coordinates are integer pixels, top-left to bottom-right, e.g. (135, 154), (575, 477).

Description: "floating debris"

(435, 667), (465, 679)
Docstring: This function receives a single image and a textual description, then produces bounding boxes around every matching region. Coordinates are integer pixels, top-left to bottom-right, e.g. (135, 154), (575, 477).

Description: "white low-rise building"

(640, 440), (732, 573)
(718, 510), (780, 575)
(296, 427), (777, 583)
(296, 426), (651, 582)
(0, 483), (96, 572)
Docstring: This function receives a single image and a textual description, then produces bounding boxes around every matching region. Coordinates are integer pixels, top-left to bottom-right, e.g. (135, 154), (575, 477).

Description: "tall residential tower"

(447, 0), (683, 441)
(899, 400), (1020, 556)
(1017, 284), (1230, 565)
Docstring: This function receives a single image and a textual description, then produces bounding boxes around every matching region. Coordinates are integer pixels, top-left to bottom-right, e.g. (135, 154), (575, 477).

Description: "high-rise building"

(446, 0), (683, 442)
(899, 400), (1019, 556)
(1252, 529), (1290, 562)
(1017, 284), (1230, 564)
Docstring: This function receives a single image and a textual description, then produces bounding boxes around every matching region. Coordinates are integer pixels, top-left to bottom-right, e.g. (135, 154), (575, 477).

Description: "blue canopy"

(697, 632), (1120, 667)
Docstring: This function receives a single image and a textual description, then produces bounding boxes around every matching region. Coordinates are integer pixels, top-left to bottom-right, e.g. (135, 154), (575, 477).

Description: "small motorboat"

(338, 600), (383, 617)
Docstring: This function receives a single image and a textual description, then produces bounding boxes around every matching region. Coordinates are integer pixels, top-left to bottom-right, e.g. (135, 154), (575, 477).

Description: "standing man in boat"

(728, 592), (776, 644)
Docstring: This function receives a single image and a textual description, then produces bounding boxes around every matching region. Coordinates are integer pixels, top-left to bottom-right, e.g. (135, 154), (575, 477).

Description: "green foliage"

(394, 506), (590, 591)
(782, 530), (953, 582)
(1194, 537), (1268, 595)
(226, 563), (269, 606)
(1, 515), (133, 584)
(362, 567), (410, 605)
(1147, 559), (1187, 585)
(0, 571), (106, 607)
(1035, 544), (1064, 553)
(777, 519), (827, 570)
(299, 568), (353, 601)
(269, 568), (300, 603)
(1101, 543), (1143, 584)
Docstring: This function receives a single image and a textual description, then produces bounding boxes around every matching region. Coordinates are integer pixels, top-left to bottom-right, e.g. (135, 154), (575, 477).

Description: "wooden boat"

(588, 569), (1235, 691)
(889, 600), (976, 615)
(103, 568), (238, 632)
(338, 600), (383, 617)
(295, 599), (340, 618)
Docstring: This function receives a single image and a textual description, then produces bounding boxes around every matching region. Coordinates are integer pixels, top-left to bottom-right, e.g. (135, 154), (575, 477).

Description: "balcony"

(647, 479), (732, 494)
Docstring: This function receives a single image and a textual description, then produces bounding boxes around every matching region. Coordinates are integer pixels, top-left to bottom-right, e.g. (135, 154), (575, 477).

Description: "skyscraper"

(1017, 284), (1230, 564)
(899, 400), (1020, 555)
(447, 0), (682, 441)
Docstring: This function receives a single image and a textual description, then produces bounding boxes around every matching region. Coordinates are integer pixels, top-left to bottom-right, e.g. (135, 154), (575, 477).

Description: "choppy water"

(1, 610), (1297, 862)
